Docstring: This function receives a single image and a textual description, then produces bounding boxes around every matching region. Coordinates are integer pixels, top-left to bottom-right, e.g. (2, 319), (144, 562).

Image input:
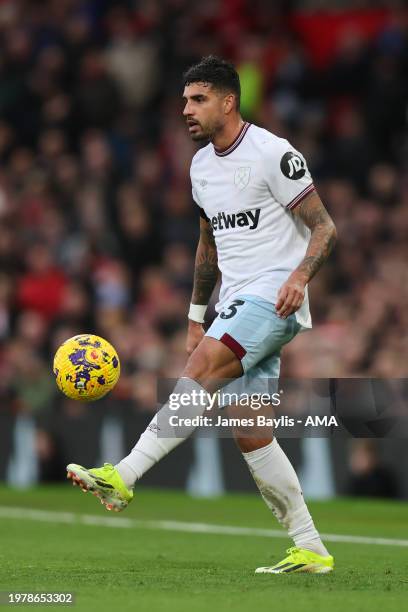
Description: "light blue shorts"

(205, 294), (301, 401)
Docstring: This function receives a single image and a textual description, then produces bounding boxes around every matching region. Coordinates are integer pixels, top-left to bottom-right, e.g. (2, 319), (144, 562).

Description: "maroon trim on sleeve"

(220, 333), (247, 360)
(287, 183), (316, 210)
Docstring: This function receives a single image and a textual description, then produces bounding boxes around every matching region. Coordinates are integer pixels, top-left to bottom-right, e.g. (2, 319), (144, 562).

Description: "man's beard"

(190, 125), (219, 144)
(188, 121), (210, 141)
(187, 120), (220, 142)
(190, 131), (210, 142)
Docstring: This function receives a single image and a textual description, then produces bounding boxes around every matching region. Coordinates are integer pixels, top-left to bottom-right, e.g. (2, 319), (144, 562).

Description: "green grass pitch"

(0, 485), (407, 611)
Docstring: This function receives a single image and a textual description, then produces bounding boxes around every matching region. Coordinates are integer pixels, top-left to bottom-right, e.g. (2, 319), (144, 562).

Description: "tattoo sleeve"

(191, 218), (219, 304)
(292, 191), (337, 282)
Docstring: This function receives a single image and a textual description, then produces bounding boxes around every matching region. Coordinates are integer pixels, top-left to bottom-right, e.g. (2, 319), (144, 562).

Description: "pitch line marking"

(0, 506), (407, 547)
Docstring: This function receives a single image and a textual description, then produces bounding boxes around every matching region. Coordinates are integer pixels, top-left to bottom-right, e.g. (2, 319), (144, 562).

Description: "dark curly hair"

(183, 56), (241, 110)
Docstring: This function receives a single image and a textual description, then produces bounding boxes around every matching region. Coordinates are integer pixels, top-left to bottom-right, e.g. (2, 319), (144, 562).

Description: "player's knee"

(183, 343), (213, 381)
(182, 338), (242, 385)
(231, 419), (256, 440)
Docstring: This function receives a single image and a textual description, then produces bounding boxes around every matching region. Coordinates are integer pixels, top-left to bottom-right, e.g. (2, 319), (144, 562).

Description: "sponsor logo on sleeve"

(280, 152), (306, 180)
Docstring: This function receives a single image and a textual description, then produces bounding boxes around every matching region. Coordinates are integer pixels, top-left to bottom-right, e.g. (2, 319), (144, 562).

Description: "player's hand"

(186, 320), (205, 355)
(276, 272), (307, 319)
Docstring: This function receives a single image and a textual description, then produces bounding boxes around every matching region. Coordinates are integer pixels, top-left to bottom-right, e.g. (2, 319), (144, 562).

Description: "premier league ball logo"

(53, 334), (120, 401)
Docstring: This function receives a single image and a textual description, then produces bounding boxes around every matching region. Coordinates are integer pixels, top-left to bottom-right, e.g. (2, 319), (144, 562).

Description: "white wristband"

(188, 303), (207, 323)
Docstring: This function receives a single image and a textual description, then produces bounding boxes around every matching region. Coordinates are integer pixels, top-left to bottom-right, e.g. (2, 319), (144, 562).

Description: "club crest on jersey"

(280, 152), (306, 180)
(234, 166), (251, 190)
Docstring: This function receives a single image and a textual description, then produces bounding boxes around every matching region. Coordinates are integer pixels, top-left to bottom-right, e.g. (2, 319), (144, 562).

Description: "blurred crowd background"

(0, 0), (407, 497)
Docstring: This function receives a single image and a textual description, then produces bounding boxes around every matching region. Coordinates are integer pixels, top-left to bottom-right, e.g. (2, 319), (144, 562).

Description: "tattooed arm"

(191, 217), (219, 305)
(186, 217), (219, 354)
(276, 191), (337, 319)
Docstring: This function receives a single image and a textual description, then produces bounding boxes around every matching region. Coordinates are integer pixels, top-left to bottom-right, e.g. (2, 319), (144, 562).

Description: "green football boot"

(66, 463), (133, 512)
(255, 547), (334, 574)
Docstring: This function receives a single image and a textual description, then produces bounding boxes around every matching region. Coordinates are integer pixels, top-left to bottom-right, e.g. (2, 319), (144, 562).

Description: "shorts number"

(220, 299), (245, 319)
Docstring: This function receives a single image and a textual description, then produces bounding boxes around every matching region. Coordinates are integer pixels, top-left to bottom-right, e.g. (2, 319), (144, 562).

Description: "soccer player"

(67, 56), (337, 574)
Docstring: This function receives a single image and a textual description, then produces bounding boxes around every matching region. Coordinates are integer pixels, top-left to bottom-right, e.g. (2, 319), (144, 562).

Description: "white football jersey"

(190, 122), (315, 328)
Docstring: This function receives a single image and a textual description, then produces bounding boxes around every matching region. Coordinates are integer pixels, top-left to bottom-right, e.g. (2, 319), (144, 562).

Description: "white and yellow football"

(53, 334), (120, 401)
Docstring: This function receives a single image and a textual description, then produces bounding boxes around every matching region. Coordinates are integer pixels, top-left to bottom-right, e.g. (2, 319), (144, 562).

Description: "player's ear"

(223, 93), (235, 115)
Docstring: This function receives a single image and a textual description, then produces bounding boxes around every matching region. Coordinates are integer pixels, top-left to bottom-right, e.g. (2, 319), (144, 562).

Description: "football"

(53, 334), (120, 401)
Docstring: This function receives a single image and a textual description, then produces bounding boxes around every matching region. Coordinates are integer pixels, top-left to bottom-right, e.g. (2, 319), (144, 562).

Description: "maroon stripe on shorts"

(220, 333), (247, 360)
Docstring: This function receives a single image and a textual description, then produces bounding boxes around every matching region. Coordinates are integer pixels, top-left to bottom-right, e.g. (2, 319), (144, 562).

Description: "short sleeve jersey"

(190, 123), (315, 327)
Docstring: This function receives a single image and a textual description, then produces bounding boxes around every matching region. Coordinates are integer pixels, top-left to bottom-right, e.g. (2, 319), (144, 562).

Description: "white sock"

(243, 439), (330, 557)
(116, 377), (208, 488)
